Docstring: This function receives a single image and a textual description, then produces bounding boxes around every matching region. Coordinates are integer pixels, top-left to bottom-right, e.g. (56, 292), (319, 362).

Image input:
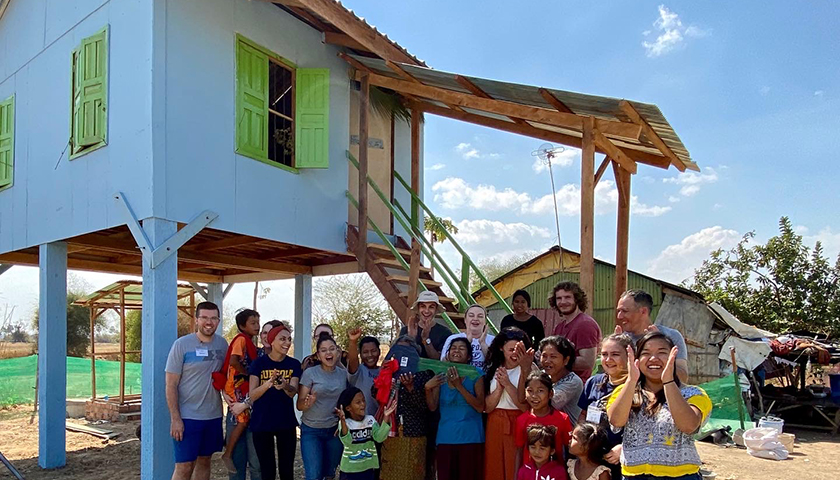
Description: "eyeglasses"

(197, 316), (220, 321)
(318, 347), (339, 354)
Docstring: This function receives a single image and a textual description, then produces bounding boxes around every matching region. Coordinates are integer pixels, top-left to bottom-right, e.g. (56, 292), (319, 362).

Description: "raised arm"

(425, 374), (444, 411)
(347, 327), (362, 374)
(607, 346), (639, 428)
(661, 347), (703, 433)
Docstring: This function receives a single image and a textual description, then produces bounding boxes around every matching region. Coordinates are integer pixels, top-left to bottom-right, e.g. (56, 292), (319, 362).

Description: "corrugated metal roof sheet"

(348, 54), (697, 170)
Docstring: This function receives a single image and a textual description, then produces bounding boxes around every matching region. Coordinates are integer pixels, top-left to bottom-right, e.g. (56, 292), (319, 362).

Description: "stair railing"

(347, 151), (512, 334)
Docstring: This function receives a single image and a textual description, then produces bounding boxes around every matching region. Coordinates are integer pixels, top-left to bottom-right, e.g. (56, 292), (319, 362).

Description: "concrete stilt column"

(294, 274), (313, 360)
(206, 282), (224, 329)
(38, 242), (67, 469)
(140, 218), (178, 480)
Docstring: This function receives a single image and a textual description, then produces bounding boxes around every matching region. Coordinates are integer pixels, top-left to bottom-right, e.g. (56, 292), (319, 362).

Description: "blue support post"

(206, 282), (224, 331)
(38, 242), (67, 469)
(140, 218), (178, 480)
(293, 274), (312, 361)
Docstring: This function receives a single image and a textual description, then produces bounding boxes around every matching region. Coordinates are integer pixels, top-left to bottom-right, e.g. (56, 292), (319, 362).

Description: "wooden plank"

(538, 88), (575, 114)
(580, 117), (595, 315)
(593, 129), (638, 174)
(366, 243), (411, 257)
(323, 31), (368, 51)
(594, 157), (610, 187)
(455, 75), (526, 124)
(387, 274), (442, 288)
(65, 421), (120, 440)
(358, 73), (370, 269)
(409, 100), (672, 170)
(184, 235), (265, 252)
(613, 160), (631, 305)
(619, 100), (687, 172)
(255, 246), (316, 260)
(289, 0), (421, 65)
(399, 292), (456, 304)
(407, 241), (421, 321)
(356, 71), (642, 140)
(178, 250), (311, 275)
(374, 257), (431, 272)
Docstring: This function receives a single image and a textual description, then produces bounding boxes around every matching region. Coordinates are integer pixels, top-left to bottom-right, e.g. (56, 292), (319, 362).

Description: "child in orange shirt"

(221, 309), (260, 473)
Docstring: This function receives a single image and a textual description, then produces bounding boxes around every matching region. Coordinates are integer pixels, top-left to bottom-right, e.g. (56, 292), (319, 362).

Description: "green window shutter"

(295, 68), (330, 169)
(236, 40), (269, 160)
(71, 27), (108, 156)
(0, 95), (13, 188)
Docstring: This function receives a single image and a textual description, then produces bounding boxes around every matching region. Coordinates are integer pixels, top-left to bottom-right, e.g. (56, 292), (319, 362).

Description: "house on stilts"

(0, 1), (695, 478)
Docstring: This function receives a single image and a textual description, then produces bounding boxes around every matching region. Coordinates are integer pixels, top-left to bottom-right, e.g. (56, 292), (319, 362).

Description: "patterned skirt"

(379, 436), (427, 480)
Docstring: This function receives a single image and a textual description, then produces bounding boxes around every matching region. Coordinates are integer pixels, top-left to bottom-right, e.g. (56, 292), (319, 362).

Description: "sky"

(2, 1), (839, 329)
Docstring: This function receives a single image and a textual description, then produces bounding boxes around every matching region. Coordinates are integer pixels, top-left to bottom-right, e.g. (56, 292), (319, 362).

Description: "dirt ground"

(1, 406), (838, 480)
(0, 406), (304, 479)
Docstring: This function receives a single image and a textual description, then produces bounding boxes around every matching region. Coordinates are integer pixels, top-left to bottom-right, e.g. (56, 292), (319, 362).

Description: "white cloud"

(642, 5), (708, 57)
(455, 142), (480, 159)
(803, 227), (840, 260)
(531, 148), (578, 173)
(668, 196), (681, 203)
(663, 166), (719, 197)
(646, 226), (741, 284)
(431, 177), (671, 217)
(453, 219), (551, 245)
(814, 90), (825, 97)
(760, 86), (771, 96)
(427, 163), (446, 171)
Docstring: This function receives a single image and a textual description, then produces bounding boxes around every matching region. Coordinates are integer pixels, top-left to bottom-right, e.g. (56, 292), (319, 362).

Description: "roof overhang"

(342, 54), (698, 172)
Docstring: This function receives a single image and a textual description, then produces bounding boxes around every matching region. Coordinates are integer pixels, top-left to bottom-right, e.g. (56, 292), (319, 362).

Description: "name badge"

(195, 348), (209, 357)
(586, 404), (603, 424)
(400, 356), (408, 367)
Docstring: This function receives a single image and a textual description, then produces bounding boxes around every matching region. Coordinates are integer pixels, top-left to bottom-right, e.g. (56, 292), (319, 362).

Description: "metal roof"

(347, 54), (697, 171)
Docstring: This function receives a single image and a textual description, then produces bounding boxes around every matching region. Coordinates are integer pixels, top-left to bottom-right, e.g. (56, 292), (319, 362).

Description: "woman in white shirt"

(484, 327), (532, 480)
(440, 304), (495, 370)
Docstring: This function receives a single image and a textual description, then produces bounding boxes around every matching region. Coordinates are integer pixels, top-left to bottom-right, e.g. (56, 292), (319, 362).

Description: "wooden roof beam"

(184, 235), (266, 252)
(410, 100), (669, 170)
(389, 62), (464, 112)
(285, 0), (421, 65)
(593, 130), (638, 174)
(323, 32), (369, 51)
(594, 157), (610, 187)
(455, 75), (529, 126)
(358, 70), (641, 140)
(619, 100), (687, 172)
(538, 88), (575, 114)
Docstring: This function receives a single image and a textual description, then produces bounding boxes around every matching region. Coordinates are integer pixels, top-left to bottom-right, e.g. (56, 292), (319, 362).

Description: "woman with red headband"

(244, 323), (302, 480)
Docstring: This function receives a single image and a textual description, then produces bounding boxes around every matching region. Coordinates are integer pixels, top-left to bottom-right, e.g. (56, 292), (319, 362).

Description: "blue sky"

(2, 1), (838, 327)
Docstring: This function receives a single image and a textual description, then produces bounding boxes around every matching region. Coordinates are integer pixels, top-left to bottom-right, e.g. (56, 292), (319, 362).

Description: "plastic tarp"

(696, 376), (755, 437)
(709, 302), (776, 339)
(719, 337), (772, 371)
(0, 355), (142, 406)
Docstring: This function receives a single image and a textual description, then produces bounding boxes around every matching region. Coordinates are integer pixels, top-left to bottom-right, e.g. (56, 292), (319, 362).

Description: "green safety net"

(696, 376), (755, 437)
(0, 355), (142, 406)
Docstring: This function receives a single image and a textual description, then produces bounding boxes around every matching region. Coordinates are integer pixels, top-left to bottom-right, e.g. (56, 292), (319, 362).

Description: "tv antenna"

(531, 143), (566, 271)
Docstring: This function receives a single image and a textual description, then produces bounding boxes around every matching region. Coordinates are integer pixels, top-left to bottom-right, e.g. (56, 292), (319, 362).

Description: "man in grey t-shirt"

(615, 289), (689, 382)
(165, 301), (228, 480)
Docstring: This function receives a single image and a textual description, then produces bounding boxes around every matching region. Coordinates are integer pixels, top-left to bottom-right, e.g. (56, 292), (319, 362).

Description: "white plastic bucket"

(758, 416), (784, 433)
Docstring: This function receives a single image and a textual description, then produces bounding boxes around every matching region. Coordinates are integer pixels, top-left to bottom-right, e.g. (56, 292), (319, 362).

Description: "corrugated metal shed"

(346, 54), (698, 171)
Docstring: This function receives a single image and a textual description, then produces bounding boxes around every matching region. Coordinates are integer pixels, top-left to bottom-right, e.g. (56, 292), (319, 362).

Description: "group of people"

(164, 282), (710, 480)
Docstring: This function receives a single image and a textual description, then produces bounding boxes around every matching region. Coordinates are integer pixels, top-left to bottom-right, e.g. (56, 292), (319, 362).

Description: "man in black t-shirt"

(397, 290), (451, 360)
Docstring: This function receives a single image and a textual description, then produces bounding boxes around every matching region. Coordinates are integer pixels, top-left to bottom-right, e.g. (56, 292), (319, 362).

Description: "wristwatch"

(424, 338), (432, 345)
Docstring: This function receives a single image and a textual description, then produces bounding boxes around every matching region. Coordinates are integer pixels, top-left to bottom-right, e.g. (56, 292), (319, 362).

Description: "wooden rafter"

(356, 71), (641, 140)
(594, 157), (610, 187)
(619, 100), (687, 172)
(410, 100), (671, 170)
(593, 130), (637, 174)
(455, 75), (528, 126)
(386, 61), (464, 112)
(323, 32), (368, 51)
(255, 246), (317, 261)
(538, 88), (575, 114)
(185, 235), (265, 252)
(279, 0), (421, 65)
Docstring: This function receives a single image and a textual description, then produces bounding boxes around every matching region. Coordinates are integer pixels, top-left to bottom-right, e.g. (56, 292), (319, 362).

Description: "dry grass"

(0, 342), (35, 360)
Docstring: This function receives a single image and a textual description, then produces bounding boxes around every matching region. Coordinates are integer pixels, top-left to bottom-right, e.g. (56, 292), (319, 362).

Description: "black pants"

(252, 428), (297, 480)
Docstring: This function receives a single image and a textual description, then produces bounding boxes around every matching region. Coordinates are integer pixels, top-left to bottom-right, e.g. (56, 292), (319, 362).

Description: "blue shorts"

(173, 417), (223, 463)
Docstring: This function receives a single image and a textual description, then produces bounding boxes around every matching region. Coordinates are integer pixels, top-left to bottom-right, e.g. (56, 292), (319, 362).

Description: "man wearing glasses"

(165, 301), (229, 480)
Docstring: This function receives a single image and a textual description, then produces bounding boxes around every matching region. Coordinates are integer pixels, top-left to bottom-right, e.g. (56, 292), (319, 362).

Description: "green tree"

(313, 274), (392, 347)
(689, 217), (840, 336)
(32, 292), (103, 358)
(468, 251), (538, 292)
(124, 300), (207, 362)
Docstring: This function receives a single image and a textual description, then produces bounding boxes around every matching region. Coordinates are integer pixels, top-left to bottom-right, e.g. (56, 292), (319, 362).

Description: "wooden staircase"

(346, 225), (465, 329)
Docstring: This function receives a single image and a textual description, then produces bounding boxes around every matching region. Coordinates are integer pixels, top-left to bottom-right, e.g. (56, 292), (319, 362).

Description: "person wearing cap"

(398, 290), (453, 360)
(232, 323), (302, 480)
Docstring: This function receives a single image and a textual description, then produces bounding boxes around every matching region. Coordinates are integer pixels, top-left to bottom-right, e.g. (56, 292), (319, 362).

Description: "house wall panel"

(0, 0), (154, 255)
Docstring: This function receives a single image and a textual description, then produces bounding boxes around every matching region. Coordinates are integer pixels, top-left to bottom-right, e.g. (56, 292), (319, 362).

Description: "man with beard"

(549, 282), (601, 382)
(398, 290), (451, 360)
(165, 301), (229, 480)
(615, 289), (689, 382)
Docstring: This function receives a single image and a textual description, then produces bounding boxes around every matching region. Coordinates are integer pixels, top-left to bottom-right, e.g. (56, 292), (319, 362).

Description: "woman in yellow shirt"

(606, 332), (711, 480)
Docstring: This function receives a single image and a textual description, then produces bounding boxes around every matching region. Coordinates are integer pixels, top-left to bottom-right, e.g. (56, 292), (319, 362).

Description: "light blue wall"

(0, 0), (154, 255)
(161, 0), (393, 254)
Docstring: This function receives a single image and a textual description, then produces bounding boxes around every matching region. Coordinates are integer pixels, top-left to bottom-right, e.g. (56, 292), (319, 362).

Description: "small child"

(221, 309), (260, 473)
(335, 386), (397, 480)
(515, 372), (573, 469)
(516, 425), (568, 480)
(568, 423), (610, 480)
